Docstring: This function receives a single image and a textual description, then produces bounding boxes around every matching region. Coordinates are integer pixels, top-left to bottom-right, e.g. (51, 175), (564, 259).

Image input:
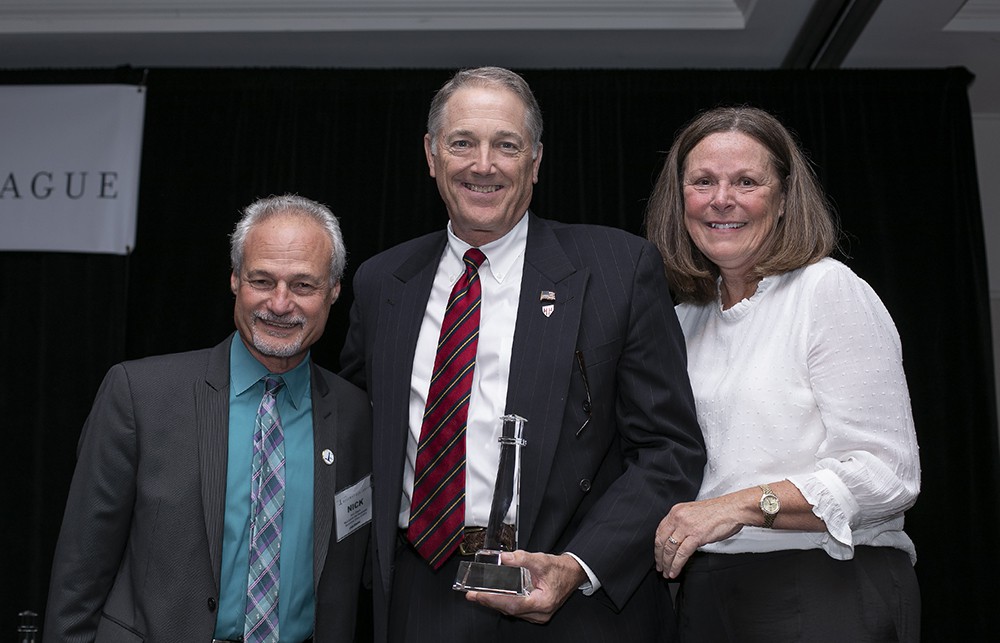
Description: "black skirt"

(676, 546), (920, 642)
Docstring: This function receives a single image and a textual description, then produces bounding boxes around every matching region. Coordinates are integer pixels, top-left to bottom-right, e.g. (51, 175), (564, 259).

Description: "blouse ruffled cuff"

(787, 469), (858, 560)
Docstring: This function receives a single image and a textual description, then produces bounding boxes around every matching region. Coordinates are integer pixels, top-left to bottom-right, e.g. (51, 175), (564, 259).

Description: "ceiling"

(1, 0), (999, 113)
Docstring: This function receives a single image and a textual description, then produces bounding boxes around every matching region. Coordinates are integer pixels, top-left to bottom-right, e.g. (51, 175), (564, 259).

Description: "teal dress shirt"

(214, 337), (315, 642)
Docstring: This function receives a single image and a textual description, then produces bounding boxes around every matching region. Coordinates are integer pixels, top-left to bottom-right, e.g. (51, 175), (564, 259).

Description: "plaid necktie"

(244, 376), (285, 643)
(407, 248), (486, 569)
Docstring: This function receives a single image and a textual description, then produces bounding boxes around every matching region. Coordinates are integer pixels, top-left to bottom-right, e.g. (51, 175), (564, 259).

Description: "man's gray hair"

(230, 194), (346, 286)
(427, 66), (543, 159)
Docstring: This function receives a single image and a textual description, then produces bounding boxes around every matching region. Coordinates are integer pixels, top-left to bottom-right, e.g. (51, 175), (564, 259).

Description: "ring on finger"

(667, 535), (679, 546)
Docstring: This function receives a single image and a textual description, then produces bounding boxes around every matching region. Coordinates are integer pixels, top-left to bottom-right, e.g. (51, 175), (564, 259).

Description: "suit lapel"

(310, 365), (337, 590)
(372, 234), (447, 591)
(195, 335), (235, 587)
(505, 215), (588, 546)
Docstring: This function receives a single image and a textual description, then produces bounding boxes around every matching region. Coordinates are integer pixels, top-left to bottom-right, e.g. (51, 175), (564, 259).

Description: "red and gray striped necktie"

(407, 248), (487, 569)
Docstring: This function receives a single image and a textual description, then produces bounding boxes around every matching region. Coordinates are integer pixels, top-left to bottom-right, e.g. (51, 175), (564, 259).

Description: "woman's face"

(682, 131), (785, 279)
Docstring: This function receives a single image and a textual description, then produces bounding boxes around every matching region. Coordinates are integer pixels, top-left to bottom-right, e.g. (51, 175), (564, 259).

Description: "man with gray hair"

(45, 194), (372, 643)
(341, 67), (706, 641)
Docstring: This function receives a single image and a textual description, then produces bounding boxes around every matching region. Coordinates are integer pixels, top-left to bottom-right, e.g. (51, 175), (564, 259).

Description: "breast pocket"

(572, 339), (622, 438)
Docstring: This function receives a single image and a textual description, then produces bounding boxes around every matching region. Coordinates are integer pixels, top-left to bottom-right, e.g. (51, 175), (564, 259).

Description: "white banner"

(0, 85), (145, 255)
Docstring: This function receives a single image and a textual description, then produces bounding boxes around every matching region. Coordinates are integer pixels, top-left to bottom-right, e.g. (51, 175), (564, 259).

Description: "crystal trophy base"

(452, 550), (534, 596)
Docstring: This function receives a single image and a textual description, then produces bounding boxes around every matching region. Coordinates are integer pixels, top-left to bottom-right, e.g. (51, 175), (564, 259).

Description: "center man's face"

(424, 85), (543, 247)
(230, 212), (339, 373)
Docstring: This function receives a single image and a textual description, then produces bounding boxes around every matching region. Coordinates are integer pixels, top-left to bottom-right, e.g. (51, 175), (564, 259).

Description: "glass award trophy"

(453, 414), (534, 596)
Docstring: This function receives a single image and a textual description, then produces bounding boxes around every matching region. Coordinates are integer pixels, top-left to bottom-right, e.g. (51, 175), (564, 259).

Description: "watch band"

(759, 484), (779, 528)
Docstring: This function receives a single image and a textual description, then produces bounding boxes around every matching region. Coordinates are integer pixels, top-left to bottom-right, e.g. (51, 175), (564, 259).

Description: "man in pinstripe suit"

(44, 195), (371, 642)
(340, 67), (706, 642)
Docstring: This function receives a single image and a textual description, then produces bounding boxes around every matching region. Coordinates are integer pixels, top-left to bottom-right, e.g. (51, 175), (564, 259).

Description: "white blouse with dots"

(676, 257), (921, 562)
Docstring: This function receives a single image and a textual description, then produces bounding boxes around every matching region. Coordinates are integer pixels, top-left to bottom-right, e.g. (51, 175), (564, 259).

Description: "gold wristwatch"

(758, 484), (780, 528)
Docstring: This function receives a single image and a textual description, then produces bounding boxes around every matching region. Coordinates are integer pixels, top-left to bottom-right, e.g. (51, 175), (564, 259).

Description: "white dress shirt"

(397, 213), (604, 593)
(399, 214), (527, 528)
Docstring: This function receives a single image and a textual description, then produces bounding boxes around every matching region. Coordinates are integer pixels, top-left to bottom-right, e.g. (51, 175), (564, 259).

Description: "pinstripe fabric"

(195, 352), (231, 589)
(340, 214), (706, 642)
(407, 248), (486, 569)
(43, 334), (373, 642)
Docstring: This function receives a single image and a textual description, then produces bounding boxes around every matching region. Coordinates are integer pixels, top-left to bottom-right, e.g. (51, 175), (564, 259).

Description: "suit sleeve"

(564, 240), (706, 608)
(43, 364), (138, 643)
(339, 263), (370, 393)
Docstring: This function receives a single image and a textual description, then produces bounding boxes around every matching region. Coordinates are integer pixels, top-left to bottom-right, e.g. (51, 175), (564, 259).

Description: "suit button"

(579, 479), (592, 492)
(582, 401), (592, 413)
(207, 597), (217, 612)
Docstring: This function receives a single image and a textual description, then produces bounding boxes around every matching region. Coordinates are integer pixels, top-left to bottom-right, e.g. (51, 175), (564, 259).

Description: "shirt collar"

(229, 334), (311, 408)
(445, 212), (528, 285)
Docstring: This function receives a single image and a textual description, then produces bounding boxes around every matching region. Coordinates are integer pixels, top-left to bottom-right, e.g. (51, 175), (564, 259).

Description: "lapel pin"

(322, 449), (335, 465)
(540, 290), (556, 317)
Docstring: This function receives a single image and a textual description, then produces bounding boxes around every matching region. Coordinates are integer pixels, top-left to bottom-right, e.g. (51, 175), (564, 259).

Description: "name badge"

(335, 474), (372, 542)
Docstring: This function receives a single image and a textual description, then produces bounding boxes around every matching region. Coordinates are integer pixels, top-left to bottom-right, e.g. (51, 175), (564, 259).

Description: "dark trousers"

(388, 535), (677, 643)
(677, 546), (920, 643)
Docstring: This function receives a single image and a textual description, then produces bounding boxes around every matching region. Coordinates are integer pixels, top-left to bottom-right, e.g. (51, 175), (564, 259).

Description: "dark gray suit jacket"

(44, 334), (372, 642)
(340, 214), (706, 642)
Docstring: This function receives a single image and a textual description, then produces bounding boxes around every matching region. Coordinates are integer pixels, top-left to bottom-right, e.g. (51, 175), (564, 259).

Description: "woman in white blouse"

(644, 106), (921, 642)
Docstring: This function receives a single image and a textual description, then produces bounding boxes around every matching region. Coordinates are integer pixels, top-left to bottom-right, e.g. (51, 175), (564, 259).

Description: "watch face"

(760, 494), (780, 515)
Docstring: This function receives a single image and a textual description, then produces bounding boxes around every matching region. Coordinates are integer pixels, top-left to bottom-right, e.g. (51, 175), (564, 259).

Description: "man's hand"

(465, 551), (586, 624)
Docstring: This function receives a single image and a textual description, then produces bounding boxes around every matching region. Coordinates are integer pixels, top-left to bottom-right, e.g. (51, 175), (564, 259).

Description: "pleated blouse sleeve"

(786, 262), (921, 558)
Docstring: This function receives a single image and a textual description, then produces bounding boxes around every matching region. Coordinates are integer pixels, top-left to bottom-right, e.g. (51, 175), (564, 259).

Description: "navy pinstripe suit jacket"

(341, 213), (706, 642)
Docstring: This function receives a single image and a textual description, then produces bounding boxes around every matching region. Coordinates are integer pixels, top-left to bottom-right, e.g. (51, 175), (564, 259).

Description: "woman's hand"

(654, 481), (826, 579)
(654, 490), (756, 578)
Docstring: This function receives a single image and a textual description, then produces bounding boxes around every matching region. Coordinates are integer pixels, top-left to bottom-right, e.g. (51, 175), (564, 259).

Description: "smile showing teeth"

(254, 313), (302, 330)
(465, 183), (501, 193)
(709, 222), (745, 229)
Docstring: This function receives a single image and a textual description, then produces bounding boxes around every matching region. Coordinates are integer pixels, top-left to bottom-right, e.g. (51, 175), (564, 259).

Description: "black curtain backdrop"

(2, 67), (996, 640)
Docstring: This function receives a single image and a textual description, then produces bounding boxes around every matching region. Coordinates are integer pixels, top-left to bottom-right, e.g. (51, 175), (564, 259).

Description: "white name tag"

(335, 474), (372, 542)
